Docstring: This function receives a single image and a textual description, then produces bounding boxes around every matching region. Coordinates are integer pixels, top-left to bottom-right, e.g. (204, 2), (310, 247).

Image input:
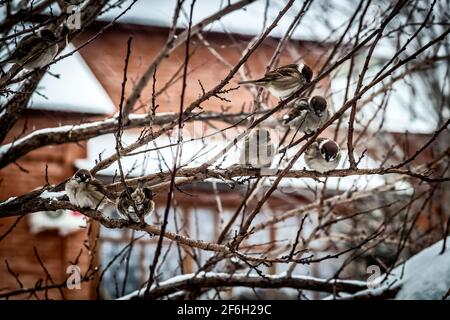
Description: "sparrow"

(239, 128), (276, 168)
(238, 63), (313, 99)
(1, 29), (59, 70)
(65, 169), (114, 210)
(116, 183), (154, 224)
(283, 96), (330, 134)
(304, 138), (341, 173)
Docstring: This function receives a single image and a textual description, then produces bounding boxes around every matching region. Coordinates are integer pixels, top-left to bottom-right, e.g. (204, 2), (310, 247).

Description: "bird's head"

(310, 96), (327, 117)
(39, 29), (58, 43)
(74, 169), (92, 183)
(125, 186), (135, 195)
(143, 188), (154, 199)
(298, 63), (313, 83)
(319, 139), (340, 162)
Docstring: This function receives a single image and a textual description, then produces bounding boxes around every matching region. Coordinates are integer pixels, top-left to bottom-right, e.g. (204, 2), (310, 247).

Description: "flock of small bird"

(65, 169), (155, 224)
(3, 28), (341, 223)
(238, 62), (341, 173)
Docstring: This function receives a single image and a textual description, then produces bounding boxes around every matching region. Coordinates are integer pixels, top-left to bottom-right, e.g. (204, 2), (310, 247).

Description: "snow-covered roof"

(393, 237), (450, 300)
(99, 0), (442, 134)
(320, 237), (450, 300)
(0, 1), (389, 43)
(329, 61), (446, 134)
(28, 44), (115, 114)
(97, 0), (347, 42)
(352, 237), (450, 300)
(75, 129), (404, 192)
(0, 42), (115, 114)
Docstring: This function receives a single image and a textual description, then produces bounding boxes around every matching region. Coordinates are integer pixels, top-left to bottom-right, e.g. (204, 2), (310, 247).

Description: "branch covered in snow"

(0, 110), (261, 169)
(119, 272), (368, 300)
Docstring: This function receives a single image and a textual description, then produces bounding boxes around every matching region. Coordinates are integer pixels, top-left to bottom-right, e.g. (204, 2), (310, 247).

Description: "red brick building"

(0, 4), (443, 299)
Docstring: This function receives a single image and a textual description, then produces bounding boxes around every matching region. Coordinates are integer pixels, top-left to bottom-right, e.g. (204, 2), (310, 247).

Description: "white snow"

(330, 67), (439, 134)
(0, 117), (119, 157)
(391, 237), (450, 300)
(118, 271), (367, 300)
(0, 42), (114, 114)
(28, 210), (87, 236)
(96, 0), (348, 42)
(393, 180), (414, 196)
(0, 196), (17, 205)
(118, 272), (204, 300)
(28, 44), (115, 114)
(26, 0), (360, 42)
(326, 237), (450, 300)
(1, 1), (384, 43)
(39, 190), (66, 200)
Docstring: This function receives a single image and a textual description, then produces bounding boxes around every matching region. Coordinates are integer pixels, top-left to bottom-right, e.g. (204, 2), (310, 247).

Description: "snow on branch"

(118, 272), (368, 300)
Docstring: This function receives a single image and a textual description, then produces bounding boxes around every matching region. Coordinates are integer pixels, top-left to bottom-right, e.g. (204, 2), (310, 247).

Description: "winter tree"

(0, 0), (449, 300)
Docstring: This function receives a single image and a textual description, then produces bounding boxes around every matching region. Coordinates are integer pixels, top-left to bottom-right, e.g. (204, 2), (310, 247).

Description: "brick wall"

(73, 24), (330, 115)
(0, 112), (95, 299)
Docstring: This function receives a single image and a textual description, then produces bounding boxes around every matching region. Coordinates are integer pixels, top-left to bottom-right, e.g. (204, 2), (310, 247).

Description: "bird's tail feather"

(238, 79), (266, 85)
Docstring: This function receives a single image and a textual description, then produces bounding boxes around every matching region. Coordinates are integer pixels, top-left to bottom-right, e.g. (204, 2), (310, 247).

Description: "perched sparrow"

(116, 183), (154, 223)
(239, 128), (276, 168)
(283, 96), (330, 134)
(65, 169), (114, 209)
(304, 138), (341, 173)
(1, 29), (59, 70)
(238, 63), (313, 99)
